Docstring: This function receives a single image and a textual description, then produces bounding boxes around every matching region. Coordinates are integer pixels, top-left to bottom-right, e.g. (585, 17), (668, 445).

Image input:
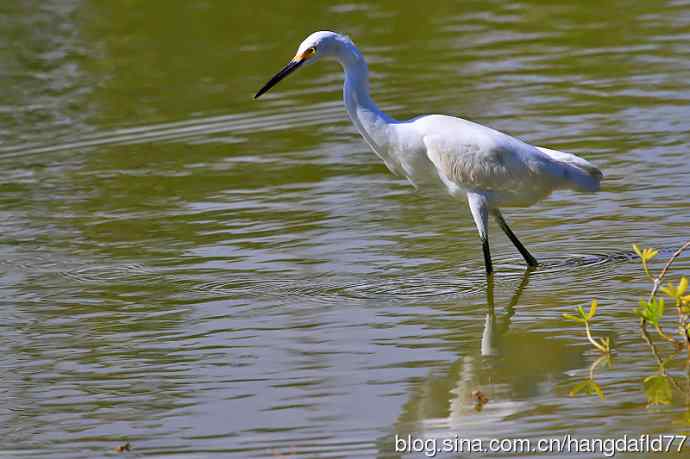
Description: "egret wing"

(417, 115), (554, 194)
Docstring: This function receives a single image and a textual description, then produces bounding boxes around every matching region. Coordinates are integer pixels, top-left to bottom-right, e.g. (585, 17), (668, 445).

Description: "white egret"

(255, 31), (602, 275)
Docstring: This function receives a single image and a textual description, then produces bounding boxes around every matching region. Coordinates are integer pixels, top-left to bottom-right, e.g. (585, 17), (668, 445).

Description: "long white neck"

(335, 42), (396, 157)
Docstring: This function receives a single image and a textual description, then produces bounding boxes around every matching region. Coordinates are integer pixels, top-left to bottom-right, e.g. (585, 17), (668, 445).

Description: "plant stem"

(585, 320), (609, 353)
(642, 240), (690, 336)
(654, 323), (677, 344)
(649, 240), (690, 303)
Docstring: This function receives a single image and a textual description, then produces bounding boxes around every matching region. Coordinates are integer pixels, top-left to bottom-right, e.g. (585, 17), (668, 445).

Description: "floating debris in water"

(472, 389), (489, 411)
(272, 446), (297, 458)
(114, 442), (130, 453)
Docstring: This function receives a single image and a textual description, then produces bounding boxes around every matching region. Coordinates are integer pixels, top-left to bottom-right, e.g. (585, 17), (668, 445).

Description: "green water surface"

(1, 1), (690, 457)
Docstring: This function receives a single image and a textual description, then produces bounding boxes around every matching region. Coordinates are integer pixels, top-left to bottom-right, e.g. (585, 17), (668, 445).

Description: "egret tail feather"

(537, 146), (602, 192)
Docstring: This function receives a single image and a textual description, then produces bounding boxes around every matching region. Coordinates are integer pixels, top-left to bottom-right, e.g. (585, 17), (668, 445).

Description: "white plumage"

(255, 31), (603, 274)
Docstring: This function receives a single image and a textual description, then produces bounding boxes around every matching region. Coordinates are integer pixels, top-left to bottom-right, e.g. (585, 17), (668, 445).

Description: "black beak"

(254, 59), (304, 99)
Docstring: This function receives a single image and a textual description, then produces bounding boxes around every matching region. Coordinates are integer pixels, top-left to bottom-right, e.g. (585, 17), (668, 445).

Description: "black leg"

(482, 236), (494, 275)
(468, 193), (493, 276)
(492, 210), (538, 267)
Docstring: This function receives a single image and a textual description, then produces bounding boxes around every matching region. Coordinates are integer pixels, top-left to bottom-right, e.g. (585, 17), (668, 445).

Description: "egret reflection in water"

(383, 270), (585, 455)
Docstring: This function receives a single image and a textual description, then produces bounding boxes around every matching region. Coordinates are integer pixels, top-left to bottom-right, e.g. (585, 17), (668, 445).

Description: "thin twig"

(649, 240), (690, 303)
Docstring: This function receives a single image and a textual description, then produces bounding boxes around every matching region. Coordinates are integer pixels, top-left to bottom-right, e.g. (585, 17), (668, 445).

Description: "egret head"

(254, 31), (345, 99)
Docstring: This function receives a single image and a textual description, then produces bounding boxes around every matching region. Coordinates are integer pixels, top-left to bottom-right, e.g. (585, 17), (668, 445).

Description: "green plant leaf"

(653, 297), (665, 320)
(643, 374), (672, 406)
(635, 298), (665, 326)
(633, 244), (643, 259)
(644, 248), (658, 261)
(570, 379), (605, 400)
(661, 278), (688, 300)
(661, 285), (675, 299)
(563, 313), (585, 323)
(585, 299), (598, 321)
(633, 244), (658, 263)
(591, 381), (605, 400)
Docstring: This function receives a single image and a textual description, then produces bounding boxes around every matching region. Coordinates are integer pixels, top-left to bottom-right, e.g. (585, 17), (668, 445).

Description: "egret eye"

(306, 47), (316, 56)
